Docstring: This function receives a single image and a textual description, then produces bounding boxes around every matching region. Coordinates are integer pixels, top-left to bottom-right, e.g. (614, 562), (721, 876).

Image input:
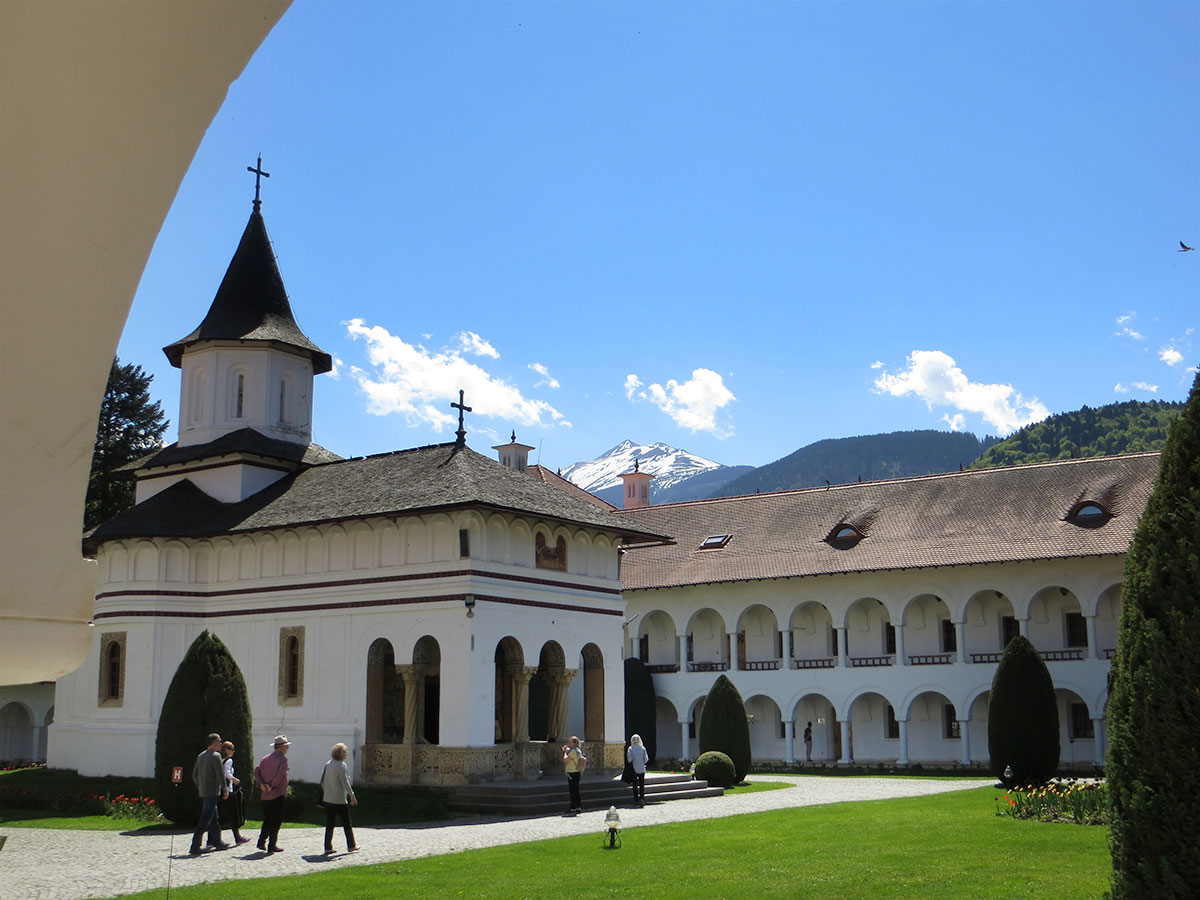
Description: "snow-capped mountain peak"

(560, 440), (724, 494)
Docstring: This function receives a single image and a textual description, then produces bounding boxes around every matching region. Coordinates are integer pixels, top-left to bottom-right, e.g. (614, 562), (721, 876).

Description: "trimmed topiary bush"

(987, 634), (1059, 787)
(698, 674), (751, 782)
(154, 630), (252, 824)
(623, 657), (657, 763)
(693, 750), (736, 788)
(1108, 369), (1200, 900)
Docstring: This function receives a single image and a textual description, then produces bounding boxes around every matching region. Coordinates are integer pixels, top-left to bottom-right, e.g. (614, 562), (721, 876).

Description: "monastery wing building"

(614, 453), (1158, 768)
(48, 195), (665, 784)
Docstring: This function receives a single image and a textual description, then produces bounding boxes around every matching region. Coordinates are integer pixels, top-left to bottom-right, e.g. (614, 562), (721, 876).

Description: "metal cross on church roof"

(247, 154), (270, 210)
(451, 390), (472, 447)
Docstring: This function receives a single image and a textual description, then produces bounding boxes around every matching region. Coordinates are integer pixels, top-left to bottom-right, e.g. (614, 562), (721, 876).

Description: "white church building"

(47, 195), (665, 784)
(36, 190), (1161, 782)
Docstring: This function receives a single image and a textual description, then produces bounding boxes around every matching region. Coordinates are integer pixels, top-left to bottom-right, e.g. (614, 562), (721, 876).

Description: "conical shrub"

(154, 630), (252, 823)
(698, 674), (751, 782)
(1108, 370), (1200, 899)
(987, 634), (1058, 787)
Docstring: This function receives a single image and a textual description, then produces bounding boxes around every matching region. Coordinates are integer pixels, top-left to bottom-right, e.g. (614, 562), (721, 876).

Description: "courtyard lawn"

(109, 787), (1112, 900)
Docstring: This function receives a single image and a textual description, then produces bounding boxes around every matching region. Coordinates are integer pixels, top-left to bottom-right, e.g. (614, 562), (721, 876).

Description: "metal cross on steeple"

(451, 390), (472, 447)
(247, 155), (271, 210)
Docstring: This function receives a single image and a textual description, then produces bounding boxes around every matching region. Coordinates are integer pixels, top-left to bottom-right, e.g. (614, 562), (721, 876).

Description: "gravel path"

(0, 776), (991, 900)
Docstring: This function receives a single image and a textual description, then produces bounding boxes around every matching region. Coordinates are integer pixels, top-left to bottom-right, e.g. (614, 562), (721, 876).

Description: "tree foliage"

(85, 357), (168, 530)
(1107, 372), (1200, 899)
(712, 430), (996, 497)
(987, 634), (1059, 787)
(972, 400), (1182, 470)
(623, 657), (657, 762)
(698, 674), (751, 782)
(154, 631), (252, 824)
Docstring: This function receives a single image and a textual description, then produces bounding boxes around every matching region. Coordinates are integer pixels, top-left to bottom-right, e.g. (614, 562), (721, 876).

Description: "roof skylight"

(698, 534), (732, 550)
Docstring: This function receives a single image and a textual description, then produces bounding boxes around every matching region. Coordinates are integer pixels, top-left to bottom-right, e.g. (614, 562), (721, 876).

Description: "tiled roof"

(87, 443), (667, 551)
(162, 209), (332, 373)
(125, 429), (342, 472)
(616, 453), (1161, 591)
(528, 465), (618, 511)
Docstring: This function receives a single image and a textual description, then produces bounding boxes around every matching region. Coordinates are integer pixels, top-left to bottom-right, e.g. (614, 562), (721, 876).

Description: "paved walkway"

(0, 776), (991, 900)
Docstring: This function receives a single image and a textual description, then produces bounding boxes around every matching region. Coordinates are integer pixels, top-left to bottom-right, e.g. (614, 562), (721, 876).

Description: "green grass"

(107, 787), (1112, 900)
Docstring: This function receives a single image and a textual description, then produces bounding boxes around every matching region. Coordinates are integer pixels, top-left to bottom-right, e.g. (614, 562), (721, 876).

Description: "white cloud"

(1116, 314), (1133, 325)
(344, 319), (564, 431)
(1131, 381), (1159, 393)
(625, 368), (736, 437)
(455, 331), (500, 359)
(872, 350), (1050, 435)
(1160, 347), (1184, 366)
(528, 362), (560, 389)
(1114, 383), (1129, 394)
(942, 413), (966, 431)
(1116, 327), (1146, 341)
(326, 356), (344, 380)
(870, 360), (884, 369)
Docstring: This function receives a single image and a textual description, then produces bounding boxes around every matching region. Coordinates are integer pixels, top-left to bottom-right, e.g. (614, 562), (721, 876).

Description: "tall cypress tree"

(987, 634), (1059, 787)
(154, 631), (253, 823)
(623, 657), (657, 762)
(698, 674), (752, 782)
(1108, 371), (1200, 899)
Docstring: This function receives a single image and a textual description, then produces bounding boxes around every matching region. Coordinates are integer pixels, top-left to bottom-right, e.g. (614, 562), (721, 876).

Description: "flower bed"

(995, 778), (1108, 825)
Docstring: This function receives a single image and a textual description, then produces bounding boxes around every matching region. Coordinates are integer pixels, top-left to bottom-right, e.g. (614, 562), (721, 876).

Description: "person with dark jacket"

(189, 733), (228, 856)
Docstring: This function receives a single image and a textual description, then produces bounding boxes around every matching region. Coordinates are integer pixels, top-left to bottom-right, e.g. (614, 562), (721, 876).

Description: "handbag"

(315, 763), (328, 807)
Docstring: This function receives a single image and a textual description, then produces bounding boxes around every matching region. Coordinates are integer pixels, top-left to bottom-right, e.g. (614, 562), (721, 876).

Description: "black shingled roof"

(616, 452), (1161, 590)
(162, 208), (332, 373)
(125, 428), (342, 472)
(86, 443), (668, 552)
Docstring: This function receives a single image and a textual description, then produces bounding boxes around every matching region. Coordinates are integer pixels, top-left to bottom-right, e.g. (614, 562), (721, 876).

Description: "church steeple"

(167, 165), (330, 448)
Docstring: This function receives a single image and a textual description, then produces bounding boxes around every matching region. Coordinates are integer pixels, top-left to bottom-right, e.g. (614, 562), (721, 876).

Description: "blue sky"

(117, 1), (1199, 471)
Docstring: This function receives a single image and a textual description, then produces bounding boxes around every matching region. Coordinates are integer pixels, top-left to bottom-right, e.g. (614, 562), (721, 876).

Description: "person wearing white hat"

(253, 735), (290, 853)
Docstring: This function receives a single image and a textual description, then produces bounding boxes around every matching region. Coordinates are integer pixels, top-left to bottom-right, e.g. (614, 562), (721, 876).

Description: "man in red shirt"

(253, 735), (290, 853)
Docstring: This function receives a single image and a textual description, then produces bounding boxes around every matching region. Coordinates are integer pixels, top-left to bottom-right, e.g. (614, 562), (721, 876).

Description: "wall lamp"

(465, 595), (476, 618)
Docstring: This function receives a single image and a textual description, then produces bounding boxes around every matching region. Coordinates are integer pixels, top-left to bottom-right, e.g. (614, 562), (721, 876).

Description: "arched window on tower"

(97, 632), (126, 707)
(278, 626), (305, 705)
(235, 373), (246, 419)
(278, 378), (287, 424)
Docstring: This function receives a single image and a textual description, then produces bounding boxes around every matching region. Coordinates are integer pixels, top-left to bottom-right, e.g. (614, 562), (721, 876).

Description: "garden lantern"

(602, 805), (622, 849)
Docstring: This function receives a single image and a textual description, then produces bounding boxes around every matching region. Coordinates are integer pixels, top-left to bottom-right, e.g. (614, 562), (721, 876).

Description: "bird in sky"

(1180, 241), (1194, 252)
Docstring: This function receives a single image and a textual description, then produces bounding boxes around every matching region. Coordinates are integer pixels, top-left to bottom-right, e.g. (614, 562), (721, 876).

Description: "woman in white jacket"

(320, 743), (359, 855)
(627, 734), (649, 807)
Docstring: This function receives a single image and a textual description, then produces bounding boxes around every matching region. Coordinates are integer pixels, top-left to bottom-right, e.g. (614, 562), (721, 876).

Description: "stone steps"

(447, 772), (723, 816)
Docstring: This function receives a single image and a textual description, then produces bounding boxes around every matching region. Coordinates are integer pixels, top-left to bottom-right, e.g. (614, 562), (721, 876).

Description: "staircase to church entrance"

(446, 772), (722, 816)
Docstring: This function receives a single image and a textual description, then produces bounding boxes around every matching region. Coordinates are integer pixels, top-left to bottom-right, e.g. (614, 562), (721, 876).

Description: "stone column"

(396, 664), (424, 744)
(835, 627), (848, 667)
(1085, 615), (1099, 659)
(1017, 617), (1030, 638)
(680, 720), (690, 760)
(728, 632), (737, 669)
(677, 634), (687, 668)
(897, 719), (910, 766)
(955, 622), (967, 664)
(959, 721), (971, 765)
(511, 665), (538, 743)
(838, 719), (852, 764)
(894, 623), (906, 665)
(783, 720), (795, 763)
(546, 668), (577, 741)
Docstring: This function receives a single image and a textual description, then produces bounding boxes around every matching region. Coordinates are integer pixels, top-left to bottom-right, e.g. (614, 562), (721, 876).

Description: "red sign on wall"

(172, 766), (183, 784)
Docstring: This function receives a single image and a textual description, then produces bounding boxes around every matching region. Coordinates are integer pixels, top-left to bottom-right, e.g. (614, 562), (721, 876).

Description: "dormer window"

(698, 534), (732, 551)
(1067, 501), (1112, 528)
(826, 524), (864, 548)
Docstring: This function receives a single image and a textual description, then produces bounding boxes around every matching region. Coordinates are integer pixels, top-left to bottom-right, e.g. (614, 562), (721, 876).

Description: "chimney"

(618, 459), (654, 509)
(493, 431), (535, 473)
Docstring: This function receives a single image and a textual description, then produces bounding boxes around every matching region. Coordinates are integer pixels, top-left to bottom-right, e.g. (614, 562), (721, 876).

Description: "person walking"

(320, 742), (359, 855)
(562, 736), (586, 813)
(626, 734), (649, 807)
(189, 733), (228, 856)
(254, 735), (290, 853)
(218, 740), (250, 845)
(803, 721), (813, 762)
